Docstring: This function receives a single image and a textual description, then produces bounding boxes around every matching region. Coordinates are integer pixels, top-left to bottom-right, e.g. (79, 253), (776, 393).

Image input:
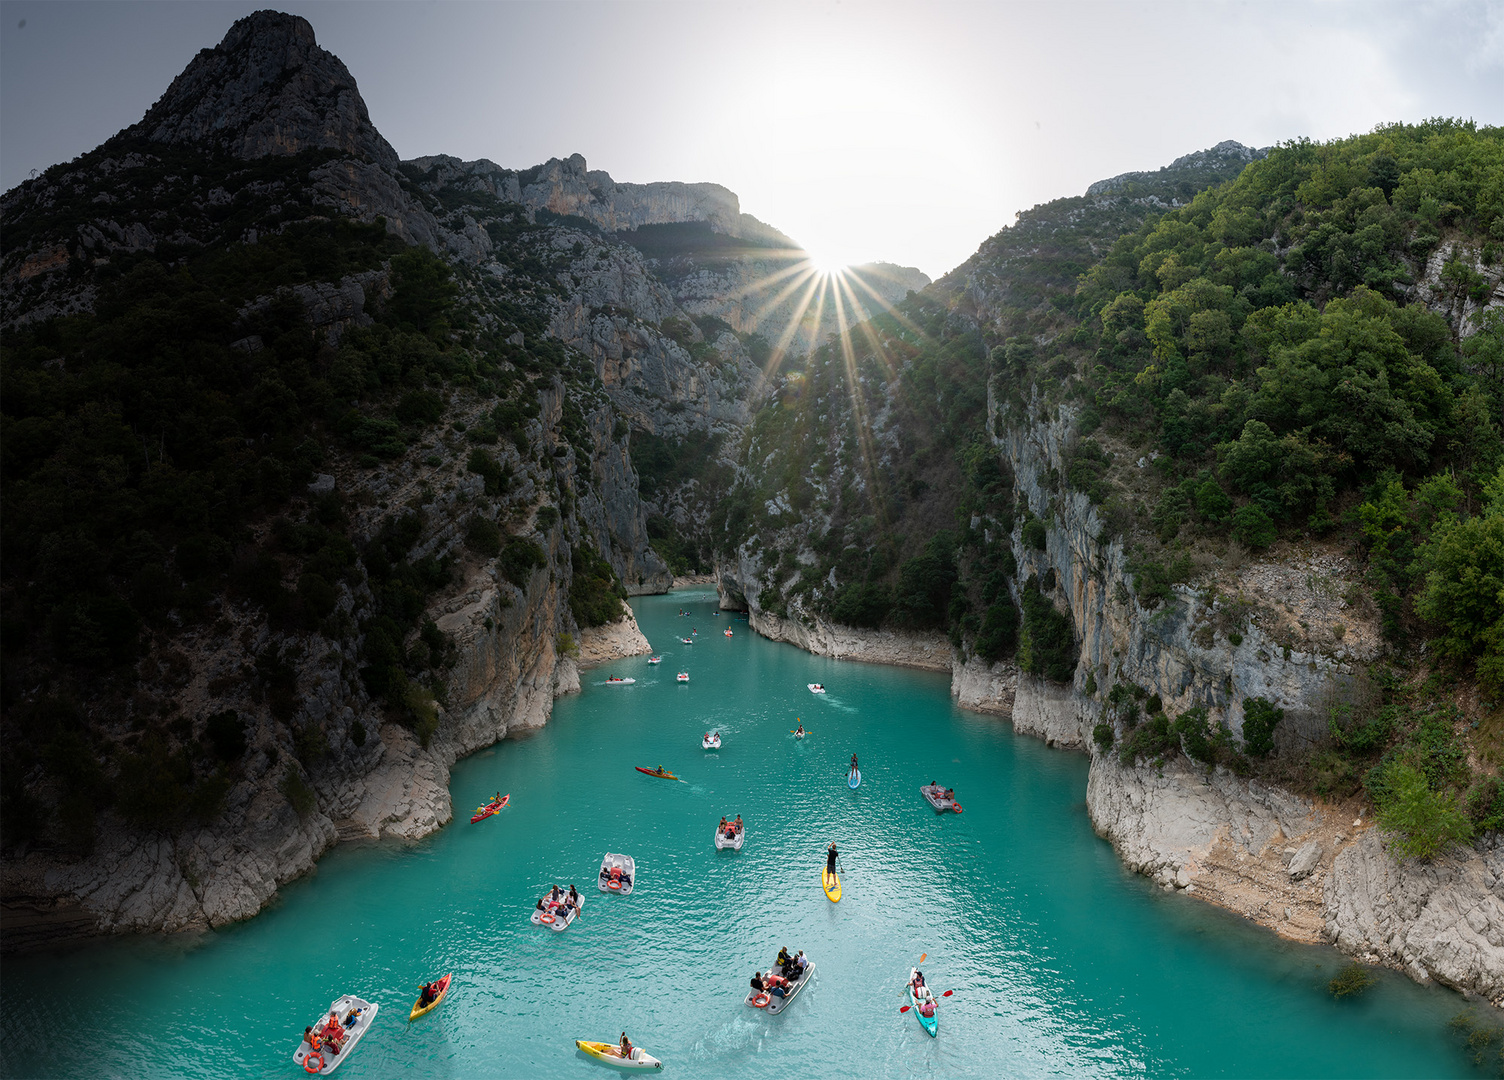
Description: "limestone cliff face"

(137, 10), (400, 168)
(995, 389), (1382, 751)
(989, 384), (1504, 996)
(517, 153), (794, 247)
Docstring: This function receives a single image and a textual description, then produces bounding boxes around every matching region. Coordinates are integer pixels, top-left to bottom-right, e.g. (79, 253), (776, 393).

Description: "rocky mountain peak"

(1085, 139), (1269, 198)
(131, 9), (398, 167)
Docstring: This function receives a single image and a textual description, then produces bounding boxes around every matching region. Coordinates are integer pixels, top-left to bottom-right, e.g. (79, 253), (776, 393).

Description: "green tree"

(1374, 761), (1473, 860)
(1414, 468), (1504, 690)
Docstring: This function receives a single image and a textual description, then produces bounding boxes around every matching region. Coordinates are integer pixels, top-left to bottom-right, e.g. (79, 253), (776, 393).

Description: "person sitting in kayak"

(618, 1033), (634, 1058)
(418, 982), (438, 1007)
(826, 843), (838, 874)
(795, 724), (805, 736)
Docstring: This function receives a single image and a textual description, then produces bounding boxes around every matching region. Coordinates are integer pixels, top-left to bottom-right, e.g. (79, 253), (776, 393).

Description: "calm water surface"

(0, 590), (1478, 1078)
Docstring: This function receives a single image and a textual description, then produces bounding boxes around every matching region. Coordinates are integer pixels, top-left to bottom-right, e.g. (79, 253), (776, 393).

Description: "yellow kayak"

(575, 1039), (663, 1069)
(409, 972), (451, 1021)
(822, 867), (842, 902)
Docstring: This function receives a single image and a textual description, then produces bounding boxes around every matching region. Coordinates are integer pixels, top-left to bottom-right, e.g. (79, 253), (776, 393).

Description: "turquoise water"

(0, 589), (1479, 1078)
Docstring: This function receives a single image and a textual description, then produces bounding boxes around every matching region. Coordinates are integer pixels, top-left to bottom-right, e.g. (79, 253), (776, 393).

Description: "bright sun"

(804, 249), (850, 276)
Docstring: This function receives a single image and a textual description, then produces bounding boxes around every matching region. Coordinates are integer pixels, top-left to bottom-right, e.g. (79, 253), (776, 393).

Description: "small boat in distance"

(605, 676), (636, 685)
(676, 672), (690, 682)
(681, 637), (693, 645)
(646, 655), (662, 665)
(745, 955), (815, 1015)
(531, 887), (584, 931)
(470, 793), (509, 823)
(293, 995), (378, 1075)
(724, 628), (733, 637)
(599, 852), (636, 894)
(807, 683), (826, 694)
(636, 766), (678, 780)
(409, 973), (451, 1022)
(920, 783), (963, 813)
(702, 732), (721, 749)
(575, 1039), (663, 1070)
(715, 816), (744, 850)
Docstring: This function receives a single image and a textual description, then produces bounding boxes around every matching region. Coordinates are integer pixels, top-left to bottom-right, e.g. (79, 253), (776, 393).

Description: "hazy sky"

(2, 1), (1501, 278)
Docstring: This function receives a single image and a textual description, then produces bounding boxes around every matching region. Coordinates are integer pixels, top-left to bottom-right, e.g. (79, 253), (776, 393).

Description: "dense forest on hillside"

(729, 120), (1503, 856)
(0, 149), (628, 853)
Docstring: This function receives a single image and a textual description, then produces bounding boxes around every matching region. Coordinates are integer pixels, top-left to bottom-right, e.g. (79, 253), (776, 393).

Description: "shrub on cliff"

(569, 546), (625, 627)
(1373, 761), (1473, 860)
(1240, 697), (1284, 758)
(831, 581), (892, 629)
(464, 515), (503, 557)
(1018, 576), (1076, 682)
(499, 538), (547, 589)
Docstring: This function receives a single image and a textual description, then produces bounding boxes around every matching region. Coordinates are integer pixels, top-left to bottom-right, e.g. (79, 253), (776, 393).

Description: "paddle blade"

(942, 990), (953, 997)
(919, 953), (927, 963)
(899, 1005), (911, 1013)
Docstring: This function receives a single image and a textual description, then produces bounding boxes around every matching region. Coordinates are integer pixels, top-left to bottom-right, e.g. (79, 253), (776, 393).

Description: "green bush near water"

(1328, 962), (1378, 999)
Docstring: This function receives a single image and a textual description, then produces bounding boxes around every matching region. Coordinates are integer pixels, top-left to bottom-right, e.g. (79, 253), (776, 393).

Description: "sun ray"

(758, 269), (827, 384)
(827, 273), (886, 528)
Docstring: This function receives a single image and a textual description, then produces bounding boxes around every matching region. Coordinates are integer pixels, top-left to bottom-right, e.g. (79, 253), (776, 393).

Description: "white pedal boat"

(702, 733), (721, 749)
(598, 852), (636, 895)
(605, 676), (635, 685)
(920, 783), (963, 813)
(293, 995), (378, 1075)
(646, 656), (662, 665)
(807, 683), (826, 694)
(714, 820), (744, 850)
(745, 958), (814, 1015)
(681, 637), (693, 645)
(677, 672), (690, 682)
(531, 890), (585, 931)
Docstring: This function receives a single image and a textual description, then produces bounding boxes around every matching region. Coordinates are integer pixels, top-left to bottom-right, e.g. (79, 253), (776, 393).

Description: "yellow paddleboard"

(822, 868), (842, 902)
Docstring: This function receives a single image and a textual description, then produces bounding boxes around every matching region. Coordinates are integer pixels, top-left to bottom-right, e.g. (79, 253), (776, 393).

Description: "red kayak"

(470, 794), (510, 823)
(635, 767), (679, 781)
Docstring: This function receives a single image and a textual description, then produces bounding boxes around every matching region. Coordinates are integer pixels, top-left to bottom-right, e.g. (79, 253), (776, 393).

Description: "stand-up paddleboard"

(848, 768), (861, 789)
(822, 867), (842, 902)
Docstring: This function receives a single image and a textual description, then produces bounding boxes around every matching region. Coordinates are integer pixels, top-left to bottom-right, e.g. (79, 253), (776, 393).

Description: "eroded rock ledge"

(728, 590), (1504, 1000)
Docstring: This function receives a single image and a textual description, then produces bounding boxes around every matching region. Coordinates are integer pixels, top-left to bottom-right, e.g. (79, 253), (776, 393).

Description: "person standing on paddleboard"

(826, 842), (838, 874)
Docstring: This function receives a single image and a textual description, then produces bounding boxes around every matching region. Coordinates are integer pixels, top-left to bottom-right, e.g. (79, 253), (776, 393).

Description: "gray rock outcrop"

(137, 10), (399, 167)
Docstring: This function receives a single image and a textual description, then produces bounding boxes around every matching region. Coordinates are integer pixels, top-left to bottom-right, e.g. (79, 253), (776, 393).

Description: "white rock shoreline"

(723, 594), (1504, 1002)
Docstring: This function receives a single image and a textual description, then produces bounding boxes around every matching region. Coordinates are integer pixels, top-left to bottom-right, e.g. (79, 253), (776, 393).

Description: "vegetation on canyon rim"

(679, 119), (1503, 859)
